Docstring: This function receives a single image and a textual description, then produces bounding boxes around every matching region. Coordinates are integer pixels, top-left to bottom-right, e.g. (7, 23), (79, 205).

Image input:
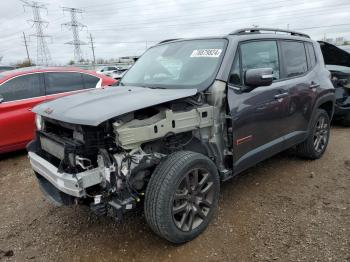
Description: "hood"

(33, 86), (197, 126)
(318, 41), (350, 68)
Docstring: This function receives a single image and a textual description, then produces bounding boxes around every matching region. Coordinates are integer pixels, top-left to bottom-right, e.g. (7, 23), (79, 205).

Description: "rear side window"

(45, 72), (84, 95)
(82, 73), (100, 89)
(280, 41), (308, 77)
(305, 42), (317, 69)
(240, 41), (280, 80)
(0, 74), (43, 102)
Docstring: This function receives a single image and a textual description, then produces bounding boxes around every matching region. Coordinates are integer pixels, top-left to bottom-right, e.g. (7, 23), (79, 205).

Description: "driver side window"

(240, 41), (280, 81)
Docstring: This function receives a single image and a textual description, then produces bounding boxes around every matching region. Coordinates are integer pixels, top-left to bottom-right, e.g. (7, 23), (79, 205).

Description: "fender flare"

(308, 93), (335, 131)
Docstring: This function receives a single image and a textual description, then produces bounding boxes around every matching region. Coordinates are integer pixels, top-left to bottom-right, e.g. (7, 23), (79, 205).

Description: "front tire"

(296, 109), (330, 159)
(144, 151), (220, 244)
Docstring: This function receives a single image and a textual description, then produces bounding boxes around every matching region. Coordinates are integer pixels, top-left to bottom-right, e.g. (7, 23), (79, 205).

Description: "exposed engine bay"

(28, 81), (231, 218)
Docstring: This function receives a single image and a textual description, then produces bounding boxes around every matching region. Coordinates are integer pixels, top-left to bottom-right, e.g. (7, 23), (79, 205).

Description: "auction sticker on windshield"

(190, 49), (222, 58)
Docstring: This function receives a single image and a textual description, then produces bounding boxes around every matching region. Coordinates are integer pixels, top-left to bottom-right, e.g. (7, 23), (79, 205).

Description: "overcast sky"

(0, 0), (350, 65)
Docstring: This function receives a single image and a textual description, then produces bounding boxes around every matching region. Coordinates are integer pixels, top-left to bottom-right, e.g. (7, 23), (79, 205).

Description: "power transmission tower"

(21, 0), (51, 66)
(89, 33), (96, 68)
(62, 7), (87, 63)
(22, 32), (31, 64)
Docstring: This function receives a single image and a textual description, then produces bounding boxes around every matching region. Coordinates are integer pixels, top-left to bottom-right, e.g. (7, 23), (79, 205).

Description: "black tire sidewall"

(146, 152), (220, 244)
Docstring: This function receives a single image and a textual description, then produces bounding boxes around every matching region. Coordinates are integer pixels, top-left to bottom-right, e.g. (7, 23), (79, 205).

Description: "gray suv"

(28, 28), (335, 243)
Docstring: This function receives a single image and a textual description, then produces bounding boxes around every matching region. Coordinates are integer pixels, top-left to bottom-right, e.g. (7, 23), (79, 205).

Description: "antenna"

(62, 7), (87, 63)
(21, 0), (51, 66)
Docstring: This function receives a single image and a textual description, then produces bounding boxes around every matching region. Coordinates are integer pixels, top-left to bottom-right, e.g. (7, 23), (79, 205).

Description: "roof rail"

(230, 28), (310, 38)
(158, 38), (182, 44)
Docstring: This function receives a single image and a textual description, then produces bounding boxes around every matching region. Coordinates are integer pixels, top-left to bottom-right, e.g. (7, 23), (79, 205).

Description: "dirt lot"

(0, 126), (349, 262)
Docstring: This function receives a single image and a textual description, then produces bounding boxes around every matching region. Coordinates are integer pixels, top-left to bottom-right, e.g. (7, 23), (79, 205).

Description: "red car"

(0, 67), (116, 153)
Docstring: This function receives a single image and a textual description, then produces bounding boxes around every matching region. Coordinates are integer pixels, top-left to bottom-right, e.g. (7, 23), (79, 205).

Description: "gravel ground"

(0, 126), (349, 262)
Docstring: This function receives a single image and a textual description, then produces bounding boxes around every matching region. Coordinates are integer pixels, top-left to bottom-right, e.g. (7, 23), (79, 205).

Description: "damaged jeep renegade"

(28, 28), (335, 243)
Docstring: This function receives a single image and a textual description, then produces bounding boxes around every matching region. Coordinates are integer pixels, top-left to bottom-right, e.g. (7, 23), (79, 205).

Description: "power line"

(62, 7), (87, 63)
(21, 0), (51, 66)
(85, 0), (347, 18)
(1, 0), (289, 41)
(87, 3), (350, 31)
(295, 23), (350, 31)
(1, 0), (346, 42)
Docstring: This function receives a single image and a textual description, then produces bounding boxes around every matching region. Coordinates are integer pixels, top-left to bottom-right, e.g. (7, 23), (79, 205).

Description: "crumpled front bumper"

(28, 152), (103, 198)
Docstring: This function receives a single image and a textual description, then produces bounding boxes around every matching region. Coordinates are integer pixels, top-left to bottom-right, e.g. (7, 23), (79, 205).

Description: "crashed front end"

(319, 41), (350, 121)
(330, 69), (350, 119)
(28, 100), (216, 217)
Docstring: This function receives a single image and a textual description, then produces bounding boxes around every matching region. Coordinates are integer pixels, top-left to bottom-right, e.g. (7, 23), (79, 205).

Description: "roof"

(0, 66), (109, 82)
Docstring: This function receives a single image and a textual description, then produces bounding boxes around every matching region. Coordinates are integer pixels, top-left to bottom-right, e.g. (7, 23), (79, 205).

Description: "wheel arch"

(318, 100), (334, 120)
(310, 93), (335, 129)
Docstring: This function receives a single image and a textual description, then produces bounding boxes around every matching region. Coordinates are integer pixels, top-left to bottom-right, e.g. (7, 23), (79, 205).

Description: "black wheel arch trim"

(308, 93), (335, 131)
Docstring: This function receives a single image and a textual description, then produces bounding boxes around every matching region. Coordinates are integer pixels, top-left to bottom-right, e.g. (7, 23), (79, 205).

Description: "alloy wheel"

(172, 168), (214, 232)
(313, 115), (329, 153)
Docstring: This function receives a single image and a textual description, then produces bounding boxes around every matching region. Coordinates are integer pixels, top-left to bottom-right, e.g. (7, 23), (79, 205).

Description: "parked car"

(28, 28), (335, 243)
(96, 66), (120, 76)
(318, 41), (350, 125)
(0, 67), (116, 153)
(0, 65), (16, 73)
(105, 68), (128, 80)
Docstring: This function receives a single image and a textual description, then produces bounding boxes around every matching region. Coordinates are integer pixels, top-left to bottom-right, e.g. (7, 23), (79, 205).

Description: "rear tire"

(144, 151), (220, 244)
(296, 109), (330, 159)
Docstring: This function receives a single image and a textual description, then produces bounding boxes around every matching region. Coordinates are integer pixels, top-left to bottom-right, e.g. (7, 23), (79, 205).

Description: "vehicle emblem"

(44, 107), (54, 114)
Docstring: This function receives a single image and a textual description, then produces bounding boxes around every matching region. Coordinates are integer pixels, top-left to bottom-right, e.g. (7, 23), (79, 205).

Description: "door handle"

(309, 82), (320, 89)
(274, 92), (289, 100)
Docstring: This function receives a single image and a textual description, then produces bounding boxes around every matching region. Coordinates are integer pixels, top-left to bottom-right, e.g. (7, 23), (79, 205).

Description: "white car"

(106, 68), (128, 80)
(96, 66), (119, 75)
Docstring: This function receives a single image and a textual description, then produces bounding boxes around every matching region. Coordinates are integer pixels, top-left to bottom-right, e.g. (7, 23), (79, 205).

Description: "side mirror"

(245, 68), (273, 88)
(0, 95), (4, 104)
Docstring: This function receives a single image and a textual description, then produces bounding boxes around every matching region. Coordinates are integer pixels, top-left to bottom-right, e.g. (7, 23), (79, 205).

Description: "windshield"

(120, 39), (227, 90)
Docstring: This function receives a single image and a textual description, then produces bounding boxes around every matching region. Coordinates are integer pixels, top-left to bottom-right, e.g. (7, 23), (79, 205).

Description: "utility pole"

(89, 33), (96, 68)
(62, 7), (87, 63)
(21, 0), (51, 66)
(22, 32), (31, 64)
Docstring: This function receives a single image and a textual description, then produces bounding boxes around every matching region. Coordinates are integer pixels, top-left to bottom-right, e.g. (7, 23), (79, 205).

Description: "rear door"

(44, 72), (86, 100)
(279, 40), (317, 146)
(81, 73), (101, 89)
(227, 40), (290, 173)
(0, 73), (45, 152)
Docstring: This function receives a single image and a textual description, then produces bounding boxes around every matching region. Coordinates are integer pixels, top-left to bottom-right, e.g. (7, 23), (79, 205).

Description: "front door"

(227, 40), (290, 174)
(0, 73), (45, 153)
